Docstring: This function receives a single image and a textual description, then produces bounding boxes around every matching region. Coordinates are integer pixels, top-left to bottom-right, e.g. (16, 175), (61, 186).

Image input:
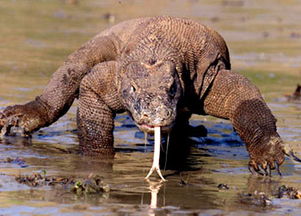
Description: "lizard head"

(118, 59), (182, 133)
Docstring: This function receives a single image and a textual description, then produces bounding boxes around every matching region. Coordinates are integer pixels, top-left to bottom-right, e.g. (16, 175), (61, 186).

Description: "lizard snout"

(136, 105), (174, 132)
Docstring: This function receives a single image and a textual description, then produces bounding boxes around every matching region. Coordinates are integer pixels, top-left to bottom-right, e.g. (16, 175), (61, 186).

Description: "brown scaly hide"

(0, 16), (285, 174)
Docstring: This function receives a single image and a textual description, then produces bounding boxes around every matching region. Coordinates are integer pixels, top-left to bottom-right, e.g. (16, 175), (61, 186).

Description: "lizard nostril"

(167, 110), (172, 118)
(142, 112), (149, 119)
(162, 109), (172, 119)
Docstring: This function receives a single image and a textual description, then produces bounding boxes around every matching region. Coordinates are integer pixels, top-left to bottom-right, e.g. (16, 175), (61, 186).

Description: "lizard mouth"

(137, 123), (173, 134)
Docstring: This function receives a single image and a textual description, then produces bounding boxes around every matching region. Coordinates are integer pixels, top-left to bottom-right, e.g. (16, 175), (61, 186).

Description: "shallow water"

(0, 0), (301, 215)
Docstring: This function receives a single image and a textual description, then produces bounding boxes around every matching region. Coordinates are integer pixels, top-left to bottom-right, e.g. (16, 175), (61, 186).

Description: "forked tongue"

(145, 126), (167, 181)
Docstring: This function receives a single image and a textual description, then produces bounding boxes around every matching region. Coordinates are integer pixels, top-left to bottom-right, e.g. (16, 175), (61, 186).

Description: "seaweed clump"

(15, 172), (110, 195)
(71, 177), (110, 195)
(276, 185), (301, 199)
(238, 184), (301, 208)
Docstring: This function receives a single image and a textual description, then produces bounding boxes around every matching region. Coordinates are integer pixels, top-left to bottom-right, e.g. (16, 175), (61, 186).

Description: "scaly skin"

(0, 16), (285, 175)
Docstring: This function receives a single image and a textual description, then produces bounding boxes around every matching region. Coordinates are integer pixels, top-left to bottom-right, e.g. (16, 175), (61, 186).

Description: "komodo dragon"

(0, 16), (298, 176)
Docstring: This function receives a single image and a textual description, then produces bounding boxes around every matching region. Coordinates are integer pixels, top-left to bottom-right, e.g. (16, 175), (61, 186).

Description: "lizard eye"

(169, 81), (177, 97)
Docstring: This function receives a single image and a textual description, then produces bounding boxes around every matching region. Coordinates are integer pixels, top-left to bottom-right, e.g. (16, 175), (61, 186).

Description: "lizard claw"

(248, 164), (259, 176)
(284, 149), (301, 163)
(0, 112), (12, 137)
(258, 164), (268, 176)
(275, 161), (282, 176)
(248, 144), (301, 177)
(266, 164), (271, 177)
(249, 160), (282, 177)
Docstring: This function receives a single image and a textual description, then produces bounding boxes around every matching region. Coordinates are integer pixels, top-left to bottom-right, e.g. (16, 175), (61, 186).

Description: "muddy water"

(0, 0), (301, 215)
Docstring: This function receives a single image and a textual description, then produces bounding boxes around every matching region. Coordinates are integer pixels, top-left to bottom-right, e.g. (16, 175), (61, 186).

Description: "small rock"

(179, 179), (188, 186)
(217, 183), (229, 190)
(285, 84), (301, 102)
(239, 192), (272, 207)
(102, 13), (115, 24)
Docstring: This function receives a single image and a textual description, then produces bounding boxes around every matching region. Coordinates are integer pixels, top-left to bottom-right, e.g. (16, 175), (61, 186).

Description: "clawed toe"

(285, 150), (301, 163)
(266, 165), (271, 177)
(248, 165), (258, 176)
(0, 123), (11, 137)
(258, 164), (268, 176)
(249, 161), (282, 177)
(275, 162), (282, 176)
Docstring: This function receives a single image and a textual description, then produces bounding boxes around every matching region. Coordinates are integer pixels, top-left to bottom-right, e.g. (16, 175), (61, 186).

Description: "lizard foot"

(248, 136), (285, 177)
(0, 101), (48, 137)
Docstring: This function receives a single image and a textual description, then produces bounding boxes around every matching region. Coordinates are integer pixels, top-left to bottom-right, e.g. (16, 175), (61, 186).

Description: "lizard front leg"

(0, 34), (120, 137)
(77, 61), (124, 156)
(203, 69), (285, 176)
